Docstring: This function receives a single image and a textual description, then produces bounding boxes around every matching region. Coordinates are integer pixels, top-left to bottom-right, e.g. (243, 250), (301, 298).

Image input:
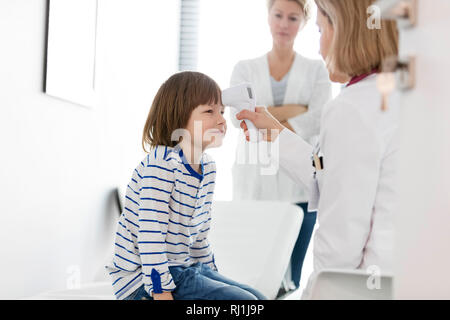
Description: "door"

(385, 0), (450, 299)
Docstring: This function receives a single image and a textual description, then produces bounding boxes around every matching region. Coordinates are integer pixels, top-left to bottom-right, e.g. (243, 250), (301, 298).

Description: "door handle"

(374, 0), (417, 28)
(396, 56), (416, 91)
(381, 55), (416, 91)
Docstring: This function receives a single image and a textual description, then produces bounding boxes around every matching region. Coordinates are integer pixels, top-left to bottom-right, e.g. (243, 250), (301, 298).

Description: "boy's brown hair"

(142, 71), (222, 152)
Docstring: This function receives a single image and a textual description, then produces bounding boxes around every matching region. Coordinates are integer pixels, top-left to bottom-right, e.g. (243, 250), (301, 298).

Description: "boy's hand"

(152, 292), (174, 300)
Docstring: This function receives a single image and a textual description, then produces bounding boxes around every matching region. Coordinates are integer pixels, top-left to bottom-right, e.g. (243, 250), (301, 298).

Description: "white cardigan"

(229, 53), (332, 203)
(276, 74), (399, 298)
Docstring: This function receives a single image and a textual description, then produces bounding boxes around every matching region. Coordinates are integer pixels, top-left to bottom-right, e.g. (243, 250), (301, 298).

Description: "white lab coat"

(230, 53), (332, 203)
(276, 74), (399, 298)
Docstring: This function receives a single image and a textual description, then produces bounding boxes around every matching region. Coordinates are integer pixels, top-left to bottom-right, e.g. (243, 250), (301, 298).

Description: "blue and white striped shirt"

(105, 145), (217, 300)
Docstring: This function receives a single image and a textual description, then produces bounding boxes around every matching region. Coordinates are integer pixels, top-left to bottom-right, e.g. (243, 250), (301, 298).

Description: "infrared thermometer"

(221, 83), (260, 142)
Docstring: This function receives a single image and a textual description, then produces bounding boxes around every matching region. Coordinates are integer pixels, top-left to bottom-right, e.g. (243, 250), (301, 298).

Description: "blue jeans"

(124, 262), (267, 300)
(289, 202), (317, 288)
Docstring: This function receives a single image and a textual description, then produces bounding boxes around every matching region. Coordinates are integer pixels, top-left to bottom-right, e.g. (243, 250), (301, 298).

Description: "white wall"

(394, 0), (450, 299)
(0, 0), (178, 299)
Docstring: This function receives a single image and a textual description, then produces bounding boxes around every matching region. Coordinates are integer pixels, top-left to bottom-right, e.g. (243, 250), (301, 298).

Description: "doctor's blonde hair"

(267, 0), (312, 21)
(315, 0), (399, 77)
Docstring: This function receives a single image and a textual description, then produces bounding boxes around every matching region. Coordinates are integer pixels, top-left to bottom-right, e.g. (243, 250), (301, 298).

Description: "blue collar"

(175, 146), (204, 181)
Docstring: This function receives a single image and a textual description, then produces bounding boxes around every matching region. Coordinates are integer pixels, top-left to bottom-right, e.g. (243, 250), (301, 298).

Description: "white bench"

(308, 269), (393, 300)
(29, 200), (303, 300)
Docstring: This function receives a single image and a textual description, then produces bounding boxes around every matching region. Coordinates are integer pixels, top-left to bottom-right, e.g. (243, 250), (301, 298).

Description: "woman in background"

(229, 0), (332, 294)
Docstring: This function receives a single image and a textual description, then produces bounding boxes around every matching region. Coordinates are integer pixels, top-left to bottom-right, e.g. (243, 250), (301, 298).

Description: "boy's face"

(184, 103), (227, 150)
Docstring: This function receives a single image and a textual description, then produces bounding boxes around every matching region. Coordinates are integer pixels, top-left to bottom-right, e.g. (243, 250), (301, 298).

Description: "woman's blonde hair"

(142, 71), (222, 152)
(315, 0), (399, 77)
(268, 0), (312, 22)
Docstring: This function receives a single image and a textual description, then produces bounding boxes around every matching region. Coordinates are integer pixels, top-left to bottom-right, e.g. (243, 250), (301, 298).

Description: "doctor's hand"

(236, 106), (285, 142)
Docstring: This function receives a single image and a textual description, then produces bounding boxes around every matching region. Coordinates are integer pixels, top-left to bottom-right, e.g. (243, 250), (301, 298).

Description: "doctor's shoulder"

(320, 95), (369, 132)
(320, 90), (394, 144)
(339, 77), (399, 120)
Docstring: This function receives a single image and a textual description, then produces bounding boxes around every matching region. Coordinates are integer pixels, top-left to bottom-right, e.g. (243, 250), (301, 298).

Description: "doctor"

(230, 0), (332, 292)
(236, 0), (399, 299)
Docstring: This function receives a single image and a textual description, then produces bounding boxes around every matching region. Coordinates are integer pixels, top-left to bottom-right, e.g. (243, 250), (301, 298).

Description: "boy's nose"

(218, 113), (226, 124)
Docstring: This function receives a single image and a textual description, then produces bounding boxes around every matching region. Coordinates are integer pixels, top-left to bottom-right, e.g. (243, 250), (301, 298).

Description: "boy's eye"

(205, 110), (213, 113)
(290, 17), (297, 22)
